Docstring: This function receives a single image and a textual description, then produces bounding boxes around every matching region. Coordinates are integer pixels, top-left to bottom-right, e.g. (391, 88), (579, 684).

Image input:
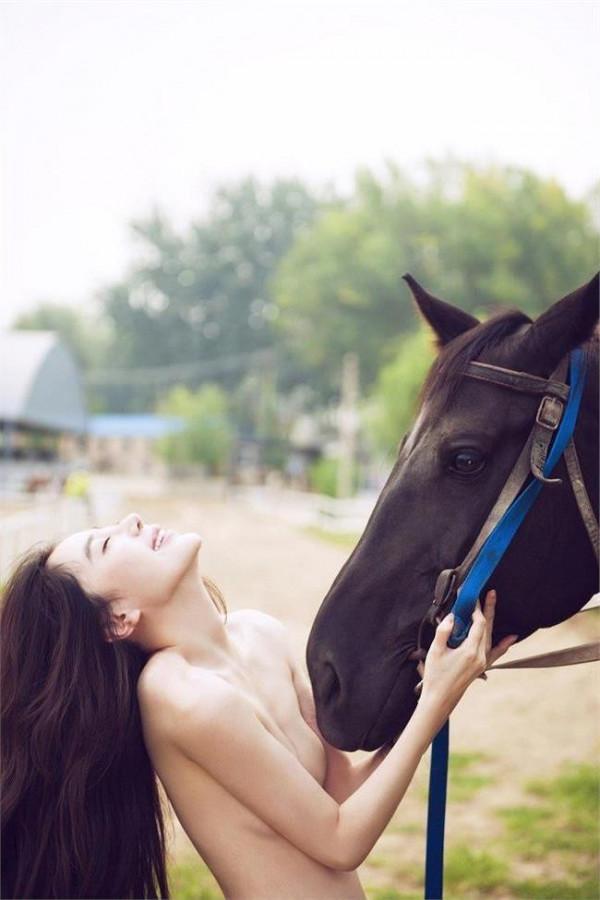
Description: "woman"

(1, 512), (516, 899)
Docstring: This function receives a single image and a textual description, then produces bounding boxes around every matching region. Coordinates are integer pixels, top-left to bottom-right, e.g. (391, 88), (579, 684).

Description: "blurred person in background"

(1, 512), (515, 899)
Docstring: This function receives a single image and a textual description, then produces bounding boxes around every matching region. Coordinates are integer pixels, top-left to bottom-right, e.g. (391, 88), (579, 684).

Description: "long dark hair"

(1, 543), (170, 899)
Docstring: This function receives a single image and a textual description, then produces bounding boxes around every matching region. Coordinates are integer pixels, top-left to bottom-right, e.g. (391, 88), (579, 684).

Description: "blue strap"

(423, 349), (587, 899)
(425, 721), (449, 900)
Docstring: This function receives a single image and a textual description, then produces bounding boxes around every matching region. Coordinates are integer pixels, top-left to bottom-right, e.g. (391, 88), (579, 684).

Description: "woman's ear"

(107, 608), (141, 642)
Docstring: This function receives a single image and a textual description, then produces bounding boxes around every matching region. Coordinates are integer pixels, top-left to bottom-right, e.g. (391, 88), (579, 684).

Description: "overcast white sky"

(1, 0), (598, 328)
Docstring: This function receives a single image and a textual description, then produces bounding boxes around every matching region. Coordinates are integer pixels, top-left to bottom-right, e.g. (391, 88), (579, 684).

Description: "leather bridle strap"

(489, 596), (600, 669)
(427, 353), (574, 636)
(423, 349), (596, 900)
(419, 349), (598, 658)
(451, 434), (535, 588)
(491, 641), (600, 669)
(564, 438), (600, 560)
(464, 361), (570, 400)
(448, 349), (588, 647)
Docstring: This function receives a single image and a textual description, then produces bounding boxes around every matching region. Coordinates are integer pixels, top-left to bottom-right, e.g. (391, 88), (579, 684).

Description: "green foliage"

(168, 855), (221, 900)
(274, 160), (598, 395)
(156, 384), (234, 475)
(12, 302), (113, 370)
(499, 763), (600, 860)
(100, 178), (320, 389)
(418, 751), (496, 804)
(25, 165), (597, 422)
(360, 761), (599, 899)
(444, 845), (509, 893)
(509, 875), (600, 899)
(307, 457), (338, 496)
(229, 363), (289, 469)
(365, 888), (420, 900)
(307, 457), (360, 497)
(303, 526), (361, 549)
(363, 328), (435, 455)
(273, 173), (424, 392)
(497, 763), (600, 898)
(447, 751), (495, 802)
(434, 162), (599, 312)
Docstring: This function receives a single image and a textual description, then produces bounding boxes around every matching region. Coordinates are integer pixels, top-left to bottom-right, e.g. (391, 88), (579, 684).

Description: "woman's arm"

(290, 655), (391, 803)
(148, 662), (446, 870)
(144, 593), (513, 871)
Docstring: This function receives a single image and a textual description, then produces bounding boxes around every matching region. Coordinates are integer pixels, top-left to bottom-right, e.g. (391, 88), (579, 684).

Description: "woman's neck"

(135, 566), (239, 670)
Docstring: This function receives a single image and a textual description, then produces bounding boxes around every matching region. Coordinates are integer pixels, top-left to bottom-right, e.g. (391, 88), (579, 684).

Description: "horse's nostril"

(320, 660), (341, 706)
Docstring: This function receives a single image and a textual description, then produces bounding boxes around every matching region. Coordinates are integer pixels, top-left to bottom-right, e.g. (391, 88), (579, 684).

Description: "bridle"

(414, 345), (599, 900)
(415, 347), (599, 663)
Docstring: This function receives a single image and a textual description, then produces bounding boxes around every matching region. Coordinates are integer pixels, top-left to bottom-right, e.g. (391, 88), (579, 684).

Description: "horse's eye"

(397, 433), (409, 453)
(449, 449), (486, 475)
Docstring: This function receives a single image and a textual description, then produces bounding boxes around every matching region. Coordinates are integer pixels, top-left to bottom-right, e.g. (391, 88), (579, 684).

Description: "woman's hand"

(419, 590), (517, 715)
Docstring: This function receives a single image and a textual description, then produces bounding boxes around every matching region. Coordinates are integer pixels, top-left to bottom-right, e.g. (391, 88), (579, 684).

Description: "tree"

(362, 327), (435, 457)
(100, 178), (322, 380)
(12, 302), (112, 370)
(156, 384), (234, 475)
(273, 161), (598, 397)
(273, 169), (426, 394)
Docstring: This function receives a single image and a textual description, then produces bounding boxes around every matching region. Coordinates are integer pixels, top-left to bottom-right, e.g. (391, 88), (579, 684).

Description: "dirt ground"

(120, 486), (600, 895)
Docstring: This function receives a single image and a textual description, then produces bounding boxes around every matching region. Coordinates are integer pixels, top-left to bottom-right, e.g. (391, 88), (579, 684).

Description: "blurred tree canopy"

(273, 160), (598, 393)
(101, 178), (322, 374)
(363, 328), (436, 455)
(156, 384), (234, 475)
(12, 302), (112, 369)
(11, 164), (598, 457)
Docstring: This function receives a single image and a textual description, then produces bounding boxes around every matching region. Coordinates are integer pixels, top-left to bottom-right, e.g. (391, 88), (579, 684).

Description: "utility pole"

(337, 352), (359, 498)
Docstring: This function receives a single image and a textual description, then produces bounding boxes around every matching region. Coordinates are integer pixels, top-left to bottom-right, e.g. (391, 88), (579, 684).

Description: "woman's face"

(47, 512), (203, 610)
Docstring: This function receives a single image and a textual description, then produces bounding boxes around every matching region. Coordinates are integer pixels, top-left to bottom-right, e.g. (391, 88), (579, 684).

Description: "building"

(0, 331), (86, 488)
(86, 414), (185, 474)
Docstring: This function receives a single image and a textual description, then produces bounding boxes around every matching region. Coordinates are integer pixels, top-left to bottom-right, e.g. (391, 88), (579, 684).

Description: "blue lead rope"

(424, 720), (449, 900)
(424, 349), (587, 900)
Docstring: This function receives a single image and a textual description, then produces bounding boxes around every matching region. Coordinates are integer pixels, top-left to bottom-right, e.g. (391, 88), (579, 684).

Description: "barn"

(0, 331), (86, 480)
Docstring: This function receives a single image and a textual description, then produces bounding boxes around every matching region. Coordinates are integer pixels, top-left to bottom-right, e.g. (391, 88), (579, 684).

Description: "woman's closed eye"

(102, 537), (110, 554)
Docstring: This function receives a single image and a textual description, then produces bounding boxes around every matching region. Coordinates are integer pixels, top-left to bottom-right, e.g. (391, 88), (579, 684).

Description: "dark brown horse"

(306, 274), (599, 751)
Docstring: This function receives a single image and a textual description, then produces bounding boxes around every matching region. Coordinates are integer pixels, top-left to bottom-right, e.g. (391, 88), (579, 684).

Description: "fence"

(0, 497), (93, 581)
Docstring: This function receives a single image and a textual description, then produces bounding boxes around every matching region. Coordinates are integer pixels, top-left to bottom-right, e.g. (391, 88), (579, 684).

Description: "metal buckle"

(535, 395), (563, 430)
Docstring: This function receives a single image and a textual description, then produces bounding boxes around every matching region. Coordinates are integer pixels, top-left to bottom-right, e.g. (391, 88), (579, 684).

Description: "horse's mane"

(419, 309), (600, 414)
(418, 309), (531, 412)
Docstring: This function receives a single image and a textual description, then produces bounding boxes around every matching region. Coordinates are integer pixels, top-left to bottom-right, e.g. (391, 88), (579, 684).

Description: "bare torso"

(139, 610), (365, 900)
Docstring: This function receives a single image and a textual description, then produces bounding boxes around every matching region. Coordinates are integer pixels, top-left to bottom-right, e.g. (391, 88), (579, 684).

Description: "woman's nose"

(119, 512), (143, 533)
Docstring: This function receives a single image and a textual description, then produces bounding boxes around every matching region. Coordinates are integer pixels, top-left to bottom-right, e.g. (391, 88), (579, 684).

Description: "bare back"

(138, 610), (364, 900)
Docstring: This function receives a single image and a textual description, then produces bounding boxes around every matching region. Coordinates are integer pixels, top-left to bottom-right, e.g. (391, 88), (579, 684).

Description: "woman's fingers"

(487, 634), (519, 666)
(431, 589), (506, 661)
(431, 612), (455, 652)
(466, 599), (486, 648)
(483, 589), (497, 653)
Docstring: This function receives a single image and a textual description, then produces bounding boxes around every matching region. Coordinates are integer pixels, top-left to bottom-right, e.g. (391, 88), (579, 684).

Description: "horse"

(306, 273), (599, 752)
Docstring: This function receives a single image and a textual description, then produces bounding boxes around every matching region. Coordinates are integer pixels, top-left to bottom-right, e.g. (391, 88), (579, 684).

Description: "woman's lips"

(158, 529), (173, 549)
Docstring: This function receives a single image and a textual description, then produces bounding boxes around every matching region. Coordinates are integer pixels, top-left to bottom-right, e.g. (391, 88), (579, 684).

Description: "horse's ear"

(403, 274), (479, 348)
(520, 273), (599, 372)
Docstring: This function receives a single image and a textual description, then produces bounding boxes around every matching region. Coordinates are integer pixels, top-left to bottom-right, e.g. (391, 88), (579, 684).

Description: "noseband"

(415, 347), (598, 660)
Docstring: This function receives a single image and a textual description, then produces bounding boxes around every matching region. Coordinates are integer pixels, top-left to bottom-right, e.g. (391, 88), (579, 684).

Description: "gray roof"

(0, 331), (86, 432)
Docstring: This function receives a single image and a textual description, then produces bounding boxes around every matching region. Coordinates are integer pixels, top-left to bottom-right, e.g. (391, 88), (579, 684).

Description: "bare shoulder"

(233, 608), (288, 640)
(137, 652), (235, 733)
(233, 608), (294, 664)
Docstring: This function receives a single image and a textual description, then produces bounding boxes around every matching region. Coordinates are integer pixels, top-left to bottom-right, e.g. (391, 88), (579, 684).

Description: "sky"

(1, 0), (598, 328)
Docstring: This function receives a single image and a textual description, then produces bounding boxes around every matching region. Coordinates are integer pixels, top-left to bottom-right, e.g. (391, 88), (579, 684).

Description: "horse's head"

(306, 274), (599, 751)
